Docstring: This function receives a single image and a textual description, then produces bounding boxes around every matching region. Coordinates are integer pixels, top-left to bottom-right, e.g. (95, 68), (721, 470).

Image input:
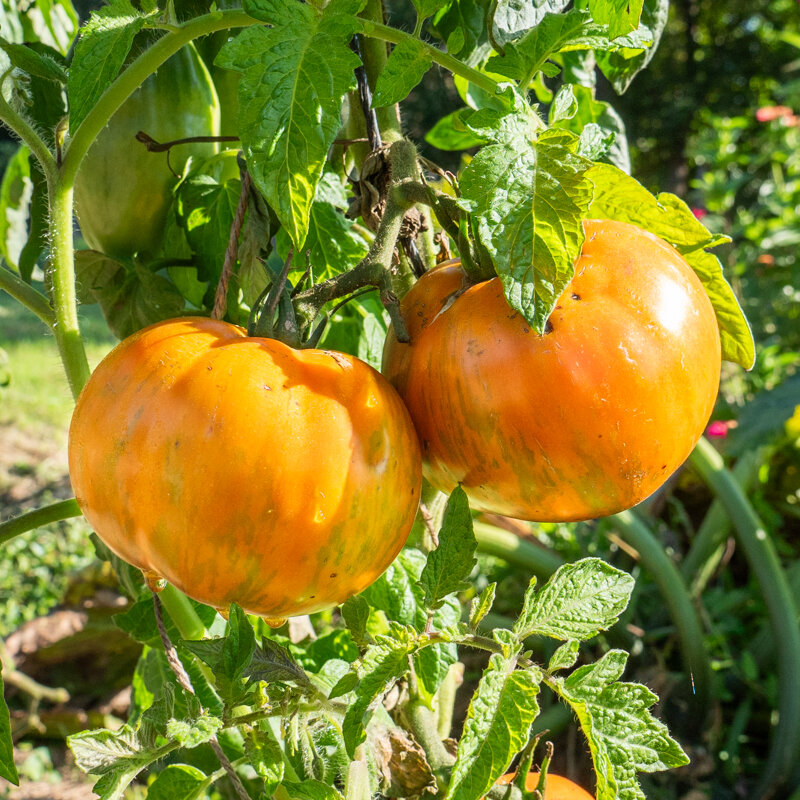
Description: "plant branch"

(135, 132), (240, 152)
(0, 90), (57, 182)
(61, 9), (256, 187)
(0, 499), (82, 546)
(0, 268), (55, 328)
(473, 521), (564, 579)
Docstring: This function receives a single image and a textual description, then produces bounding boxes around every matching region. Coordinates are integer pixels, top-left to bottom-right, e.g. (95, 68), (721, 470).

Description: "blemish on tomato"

(572, 293), (581, 300)
(330, 572), (337, 578)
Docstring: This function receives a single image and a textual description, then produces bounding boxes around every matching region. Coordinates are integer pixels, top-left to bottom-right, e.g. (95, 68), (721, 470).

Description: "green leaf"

(548, 639), (580, 671)
(67, 0), (151, 132)
(491, 0), (570, 47)
(468, 582), (497, 630)
(431, 0), (491, 63)
(515, 558), (634, 641)
(552, 650), (689, 799)
(445, 654), (541, 800)
(147, 764), (209, 800)
(341, 595), (371, 646)
(596, 0), (668, 93)
(246, 725), (285, 793)
(419, 486), (477, 609)
(586, 162), (755, 368)
(236, 190), (273, 307)
(223, 604), (256, 679)
(411, 0), (449, 19)
(425, 108), (484, 151)
(0, 665), (18, 784)
(166, 716), (223, 749)
(283, 779), (344, 800)
(549, 83), (578, 123)
(373, 39), (432, 107)
(588, 0), (644, 39)
(460, 128), (593, 333)
(246, 638), (310, 685)
(0, 145), (33, 274)
(0, 37), (66, 82)
(217, 0), (361, 249)
(18, 159), (48, 282)
(342, 626), (418, 757)
(356, 312), (388, 371)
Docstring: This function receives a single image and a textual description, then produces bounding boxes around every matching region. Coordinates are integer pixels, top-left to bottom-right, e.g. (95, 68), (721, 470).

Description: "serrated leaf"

(246, 637), (310, 685)
(597, 0), (668, 92)
(460, 129), (593, 333)
(342, 627), (417, 757)
(283, 779), (344, 800)
(0, 36), (66, 82)
(147, 764), (209, 800)
(67, 0), (150, 132)
(166, 716), (223, 749)
(341, 595), (370, 646)
(223, 604), (256, 680)
(445, 654), (541, 800)
(373, 39), (432, 107)
(588, 0), (644, 39)
(548, 639), (580, 671)
(0, 665), (18, 784)
(515, 558), (634, 641)
(419, 486), (477, 609)
(246, 725), (284, 793)
(491, 0), (571, 47)
(552, 650), (689, 800)
(217, 0), (361, 249)
(587, 162), (755, 368)
(468, 582), (497, 630)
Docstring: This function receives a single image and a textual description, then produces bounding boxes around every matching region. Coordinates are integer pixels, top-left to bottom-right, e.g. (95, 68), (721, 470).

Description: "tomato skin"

(495, 772), (594, 800)
(74, 43), (220, 260)
(383, 219), (721, 522)
(68, 318), (422, 618)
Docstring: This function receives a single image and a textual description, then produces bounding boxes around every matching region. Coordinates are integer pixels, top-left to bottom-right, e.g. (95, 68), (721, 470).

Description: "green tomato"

(74, 43), (220, 260)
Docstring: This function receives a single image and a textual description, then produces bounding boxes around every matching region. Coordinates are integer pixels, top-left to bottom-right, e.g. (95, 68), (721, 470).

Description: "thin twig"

(135, 131), (240, 152)
(350, 34), (382, 151)
(153, 594), (250, 800)
(213, 164), (252, 320)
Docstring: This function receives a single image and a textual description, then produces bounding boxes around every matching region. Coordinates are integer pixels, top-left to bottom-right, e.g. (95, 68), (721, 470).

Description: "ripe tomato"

(495, 772), (594, 800)
(383, 219), (721, 522)
(69, 318), (422, 618)
(74, 43), (220, 260)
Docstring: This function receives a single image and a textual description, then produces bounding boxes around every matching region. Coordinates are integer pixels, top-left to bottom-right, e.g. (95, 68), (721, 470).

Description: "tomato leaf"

(587, 162), (755, 368)
(217, 0), (362, 250)
(445, 649), (541, 800)
(223, 604), (256, 680)
(588, 0), (644, 39)
(341, 595), (371, 647)
(342, 625), (418, 757)
(419, 486), (477, 610)
(283, 779), (344, 800)
(373, 39), (432, 108)
(468, 582), (497, 631)
(146, 764), (209, 800)
(67, 0), (152, 133)
(246, 638), (311, 686)
(166, 717), (223, 749)
(411, 0), (449, 20)
(552, 650), (689, 800)
(425, 108), (484, 151)
(514, 558), (634, 641)
(490, 0), (571, 47)
(548, 639), (580, 672)
(0, 36), (66, 82)
(0, 664), (18, 785)
(597, 0), (669, 93)
(461, 127), (593, 334)
(245, 724), (285, 794)
(430, 0), (491, 63)
(0, 145), (34, 275)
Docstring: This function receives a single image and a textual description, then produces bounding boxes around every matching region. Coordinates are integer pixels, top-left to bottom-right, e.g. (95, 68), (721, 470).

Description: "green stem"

(681, 447), (763, 595)
(48, 182), (90, 398)
(608, 509), (711, 720)
(0, 90), (57, 180)
(406, 698), (455, 790)
(358, 19), (502, 97)
(473, 521), (564, 579)
(61, 9), (256, 187)
(0, 268), (55, 327)
(159, 583), (208, 640)
(0, 499), (81, 545)
(689, 436), (800, 796)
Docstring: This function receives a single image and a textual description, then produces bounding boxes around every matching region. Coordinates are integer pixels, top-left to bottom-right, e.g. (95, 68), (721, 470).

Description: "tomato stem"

(689, 436), (800, 795)
(606, 509), (712, 720)
(0, 89), (57, 180)
(472, 521), (564, 579)
(0, 268), (55, 328)
(0, 499), (81, 545)
(159, 584), (208, 641)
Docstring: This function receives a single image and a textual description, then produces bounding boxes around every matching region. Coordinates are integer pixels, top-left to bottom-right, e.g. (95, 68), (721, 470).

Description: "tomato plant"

(383, 219), (721, 521)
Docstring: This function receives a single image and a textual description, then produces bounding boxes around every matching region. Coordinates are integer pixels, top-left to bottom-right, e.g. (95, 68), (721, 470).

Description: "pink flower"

(756, 105), (793, 122)
(706, 421), (730, 438)
(691, 208), (708, 220)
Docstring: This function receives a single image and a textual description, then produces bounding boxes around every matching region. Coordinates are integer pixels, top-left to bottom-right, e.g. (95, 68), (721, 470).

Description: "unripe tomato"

(74, 43), (220, 260)
(495, 772), (594, 800)
(69, 318), (422, 618)
(383, 219), (721, 522)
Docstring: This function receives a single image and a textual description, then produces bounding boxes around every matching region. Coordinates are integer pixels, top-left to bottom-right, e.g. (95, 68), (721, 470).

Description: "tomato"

(68, 318), (422, 619)
(383, 219), (721, 522)
(495, 772), (594, 800)
(74, 43), (220, 260)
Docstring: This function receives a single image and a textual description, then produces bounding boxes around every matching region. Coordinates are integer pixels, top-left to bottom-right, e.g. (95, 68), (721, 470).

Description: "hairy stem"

(0, 499), (81, 546)
(0, 91), (57, 181)
(0, 268), (55, 328)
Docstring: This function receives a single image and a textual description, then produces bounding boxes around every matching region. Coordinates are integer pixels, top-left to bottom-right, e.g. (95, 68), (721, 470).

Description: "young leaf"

(373, 39), (432, 108)
(445, 654), (541, 800)
(341, 595), (371, 646)
(0, 665), (18, 785)
(515, 558), (634, 641)
(588, 0), (644, 39)
(67, 0), (151, 132)
(491, 0), (571, 47)
(549, 83), (578, 123)
(460, 128), (593, 333)
(342, 626), (418, 757)
(548, 639), (580, 672)
(217, 0), (361, 250)
(468, 582), (497, 630)
(147, 764), (210, 800)
(283, 779), (344, 800)
(419, 485), (477, 610)
(166, 716), (223, 749)
(587, 162), (755, 368)
(552, 650), (689, 799)
(246, 724), (285, 794)
(0, 37), (66, 82)
(222, 604), (256, 680)
(245, 637), (310, 686)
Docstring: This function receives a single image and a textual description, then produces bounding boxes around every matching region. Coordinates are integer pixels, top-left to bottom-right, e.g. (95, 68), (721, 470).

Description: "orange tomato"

(495, 772), (594, 800)
(383, 219), (721, 521)
(69, 318), (422, 618)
